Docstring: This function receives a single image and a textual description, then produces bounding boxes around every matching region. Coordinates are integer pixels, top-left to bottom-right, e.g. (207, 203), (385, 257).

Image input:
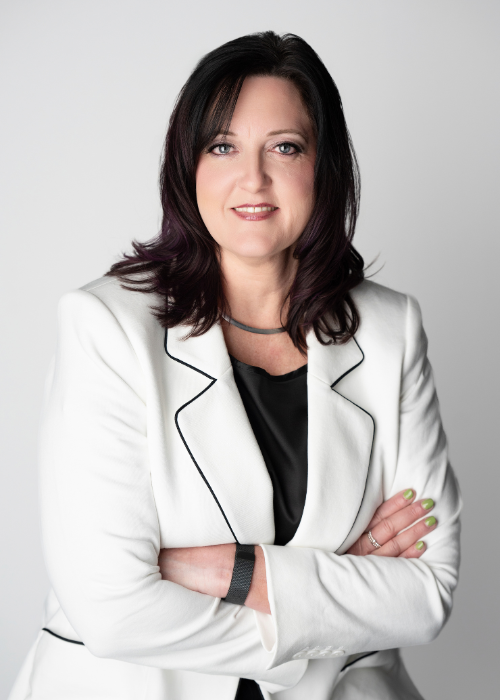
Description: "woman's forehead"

(227, 76), (313, 137)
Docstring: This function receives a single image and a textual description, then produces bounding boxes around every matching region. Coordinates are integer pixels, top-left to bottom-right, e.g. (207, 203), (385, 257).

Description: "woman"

(9, 31), (461, 700)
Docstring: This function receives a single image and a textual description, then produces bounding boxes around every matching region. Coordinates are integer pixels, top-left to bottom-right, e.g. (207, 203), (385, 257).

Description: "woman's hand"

(346, 488), (437, 558)
(158, 543), (271, 614)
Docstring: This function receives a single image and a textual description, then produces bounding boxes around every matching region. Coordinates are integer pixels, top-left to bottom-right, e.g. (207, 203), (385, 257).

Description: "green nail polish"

(415, 541), (424, 550)
(425, 516), (436, 527)
(422, 499), (434, 510)
(403, 489), (413, 500)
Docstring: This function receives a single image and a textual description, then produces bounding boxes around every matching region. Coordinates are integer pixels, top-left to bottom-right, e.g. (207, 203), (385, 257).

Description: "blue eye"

(209, 143), (232, 155)
(276, 142), (300, 155)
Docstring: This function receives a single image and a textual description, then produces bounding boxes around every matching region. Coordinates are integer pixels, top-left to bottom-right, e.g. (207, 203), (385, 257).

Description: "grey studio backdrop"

(1, 1), (498, 697)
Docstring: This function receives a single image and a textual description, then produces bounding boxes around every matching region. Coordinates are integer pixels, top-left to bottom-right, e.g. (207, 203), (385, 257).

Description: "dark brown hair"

(107, 31), (364, 351)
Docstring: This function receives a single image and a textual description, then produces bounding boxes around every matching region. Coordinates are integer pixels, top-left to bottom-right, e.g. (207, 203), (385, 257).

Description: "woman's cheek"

(196, 183), (219, 233)
(197, 166), (232, 223)
(290, 183), (315, 229)
(282, 164), (315, 213)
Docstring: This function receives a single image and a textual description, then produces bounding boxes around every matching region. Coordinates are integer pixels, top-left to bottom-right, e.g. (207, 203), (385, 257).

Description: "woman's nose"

(237, 152), (270, 193)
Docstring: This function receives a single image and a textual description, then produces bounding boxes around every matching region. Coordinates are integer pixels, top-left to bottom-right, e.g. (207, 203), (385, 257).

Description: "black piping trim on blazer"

(164, 329), (240, 544)
(340, 650), (378, 671)
(42, 628), (84, 645)
(330, 338), (367, 390)
(331, 338), (376, 551)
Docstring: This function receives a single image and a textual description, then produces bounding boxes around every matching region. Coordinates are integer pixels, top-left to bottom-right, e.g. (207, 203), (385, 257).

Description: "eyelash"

(207, 141), (303, 156)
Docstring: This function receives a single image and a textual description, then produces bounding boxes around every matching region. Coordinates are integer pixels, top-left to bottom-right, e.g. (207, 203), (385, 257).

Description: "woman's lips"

(232, 205), (279, 221)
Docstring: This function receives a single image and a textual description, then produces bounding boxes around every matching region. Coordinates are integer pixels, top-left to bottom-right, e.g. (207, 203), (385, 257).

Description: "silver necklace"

(222, 313), (286, 335)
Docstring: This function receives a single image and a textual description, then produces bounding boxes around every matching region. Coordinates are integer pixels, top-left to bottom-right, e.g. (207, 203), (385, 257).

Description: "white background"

(1, 1), (498, 697)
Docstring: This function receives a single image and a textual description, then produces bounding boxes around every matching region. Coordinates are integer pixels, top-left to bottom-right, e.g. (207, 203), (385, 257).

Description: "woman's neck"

(220, 248), (297, 328)
(219, 249), (306, 375)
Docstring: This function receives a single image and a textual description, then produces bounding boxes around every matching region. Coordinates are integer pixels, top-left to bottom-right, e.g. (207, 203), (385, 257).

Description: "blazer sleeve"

(39, 289), (306, 691)
(260, 294), (462, 668)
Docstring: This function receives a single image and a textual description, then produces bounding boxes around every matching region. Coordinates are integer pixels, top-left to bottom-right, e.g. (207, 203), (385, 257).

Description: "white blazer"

(9, 276), (461, 700)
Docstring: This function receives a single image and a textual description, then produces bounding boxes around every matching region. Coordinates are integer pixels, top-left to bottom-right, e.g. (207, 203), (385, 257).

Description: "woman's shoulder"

(79, 273), (156, 309)
(351, 279), (409, 313)
(58, 275), (163, 344)
(350, 279), (424, 351)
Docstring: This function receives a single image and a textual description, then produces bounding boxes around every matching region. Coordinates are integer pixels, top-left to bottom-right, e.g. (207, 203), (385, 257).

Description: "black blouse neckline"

(229, 355), (308, 382)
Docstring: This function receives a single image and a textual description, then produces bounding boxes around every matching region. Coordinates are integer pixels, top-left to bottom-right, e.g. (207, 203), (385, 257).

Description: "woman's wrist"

(158, 543), (236, 598)
(158, 543), (270, 614)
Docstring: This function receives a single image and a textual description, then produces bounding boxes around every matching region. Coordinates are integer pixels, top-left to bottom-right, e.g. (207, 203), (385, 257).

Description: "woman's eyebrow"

(214, 129), (309, 141)
(266, 129), (308, 140)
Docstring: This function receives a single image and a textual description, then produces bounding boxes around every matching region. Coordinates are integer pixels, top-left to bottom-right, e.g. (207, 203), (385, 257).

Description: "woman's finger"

(373, 515), (437, 558)
(346, 488), (418, 556)
(365, 488), (416, 531)
(364, 498), (435, 554)
(400, 540), (427, 559)
(345, 493), (435, 557)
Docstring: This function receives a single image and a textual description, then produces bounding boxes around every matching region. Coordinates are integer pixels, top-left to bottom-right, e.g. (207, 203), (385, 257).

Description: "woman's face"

(196, 76), (317, 264)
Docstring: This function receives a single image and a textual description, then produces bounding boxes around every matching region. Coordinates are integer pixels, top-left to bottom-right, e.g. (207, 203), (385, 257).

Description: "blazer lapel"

(165, 323), (275, 546)
(289, 331), (375, 552)
(165, 323), (374, 552)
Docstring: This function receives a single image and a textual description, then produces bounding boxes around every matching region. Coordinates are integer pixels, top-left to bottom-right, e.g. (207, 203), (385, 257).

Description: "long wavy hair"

(107, 31), (364, 352)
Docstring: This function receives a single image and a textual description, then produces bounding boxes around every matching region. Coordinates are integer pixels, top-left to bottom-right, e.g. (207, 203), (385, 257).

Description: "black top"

(230, 355), (308, 546)
(231, 357), (307, 700)
(230, 355), (309, 700)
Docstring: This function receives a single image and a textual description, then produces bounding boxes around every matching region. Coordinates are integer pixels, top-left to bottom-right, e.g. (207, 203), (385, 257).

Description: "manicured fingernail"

(403, 489), (413, 500)
(425, 516), (436, 527)
(415, 541), (425, 551)
(422, 499), (434, 510)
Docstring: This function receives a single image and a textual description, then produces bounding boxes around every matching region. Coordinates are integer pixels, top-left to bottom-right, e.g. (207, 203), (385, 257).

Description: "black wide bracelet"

(222, 544), (256, 605)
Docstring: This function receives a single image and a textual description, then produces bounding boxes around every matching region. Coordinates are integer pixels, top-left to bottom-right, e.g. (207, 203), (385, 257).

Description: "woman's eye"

(276, 142), (299, 155)
(210, 143), (232, 155)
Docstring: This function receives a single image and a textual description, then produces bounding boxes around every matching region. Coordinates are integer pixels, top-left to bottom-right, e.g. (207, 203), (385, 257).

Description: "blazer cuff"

(260, 543), (324, 668)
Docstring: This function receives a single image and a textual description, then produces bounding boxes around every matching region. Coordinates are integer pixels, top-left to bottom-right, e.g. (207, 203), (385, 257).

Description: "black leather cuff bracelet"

(222, 544), (255, 605)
